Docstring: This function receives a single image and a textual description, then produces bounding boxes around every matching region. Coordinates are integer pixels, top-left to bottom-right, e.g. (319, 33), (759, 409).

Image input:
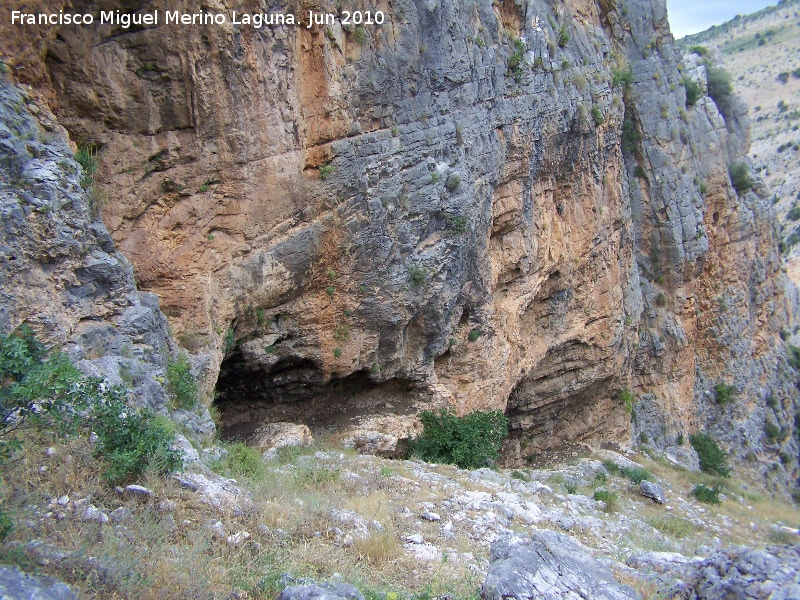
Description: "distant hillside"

(680, 0), (800, 281)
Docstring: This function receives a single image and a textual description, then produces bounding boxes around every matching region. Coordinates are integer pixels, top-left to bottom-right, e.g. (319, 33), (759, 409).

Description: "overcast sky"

(667, 0), (777, 38)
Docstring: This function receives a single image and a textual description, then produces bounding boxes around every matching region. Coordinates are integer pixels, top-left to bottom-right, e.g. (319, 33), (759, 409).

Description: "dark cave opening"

(212, 351), (422, 444)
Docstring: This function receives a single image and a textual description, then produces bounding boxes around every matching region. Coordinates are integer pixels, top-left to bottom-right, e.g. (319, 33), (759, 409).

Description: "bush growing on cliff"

(507, 37), (526, 82)
(557, 27), (569, 47)
(411, 409), (508, 469)
(683, 77), (702, 107)
(74, 145), (97, 188)
(689, 432), (730, 476)
(728, 162), (751, 194)
(706, 66), (734, 117)
(167, 352), (197, 410)
(714, 383), (736, 405)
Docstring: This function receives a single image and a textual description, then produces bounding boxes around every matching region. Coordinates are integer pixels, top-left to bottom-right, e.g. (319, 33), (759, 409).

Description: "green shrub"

(333, 347), (343, 358)
(620, 466), (653, 484)
(444, 213), (468, 235)
(166, 353), (196, 410)
(728, 162), (751, 195)
(691, 483), (721, 504)
(511, 470), (530, 482)
(408, 265), (428, 288)
(622, 111), (639, 154)
(601, 460), (620, 475)
(352, 26), (367, 44)
(91, 396), (180, 485)
(411, 409), (508, 469)
(593, 490), (619, 513)
(468, 329), (482, 342)
(619, 389), (636, 414)
(688, 44), (710, 57)
(788, 344), (800, 370)
(612, 66), (633, 91)
(74, 145), (97, 188)
(591, 106), (604, 126)
(714, 383), (736, 405)
(689, 432), (730, 476)
(445, 174), (461, 192)
(557, 27), (569, 47)
(220, 442), (265, 480)
(0, 326), (87, 460)
(0, 508), (12, 541)
(788, 206), (800, 221)
(707, 66), (734, 117)
(319, 164), (334, 180)
(764, 420), (781, 443)
(0, 327), (179, 485)
(507, 38), (526, 81)
(325, 286), (336, 296)
(683, 77), (702, 107)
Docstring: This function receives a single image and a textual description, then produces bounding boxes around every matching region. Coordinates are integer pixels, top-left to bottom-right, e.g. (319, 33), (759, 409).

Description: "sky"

(667, 0), (778, 38)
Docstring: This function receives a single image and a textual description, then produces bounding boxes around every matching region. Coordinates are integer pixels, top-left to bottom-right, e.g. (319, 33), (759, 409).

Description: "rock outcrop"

(0, 0), (797, 488)
(0, 78), (214, 437)
(628, 545), (800, 599)
(482, 533), (640, 600)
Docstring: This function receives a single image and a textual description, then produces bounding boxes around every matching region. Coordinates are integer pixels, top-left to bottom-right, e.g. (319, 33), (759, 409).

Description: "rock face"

(0, 78), (214, 438)
(482, 533), (640, 600)
(0, 0), (798, 487)
(628, 545), (800, 599)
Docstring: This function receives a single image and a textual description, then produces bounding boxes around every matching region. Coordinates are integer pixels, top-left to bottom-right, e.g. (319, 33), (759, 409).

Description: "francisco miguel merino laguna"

(10, 9), (387, 28)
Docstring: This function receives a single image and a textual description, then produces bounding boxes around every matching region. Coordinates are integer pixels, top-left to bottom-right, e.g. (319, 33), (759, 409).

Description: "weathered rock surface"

(481, 532), (640, 600)
(0, 79), (214, 439)
(0, 0), (798, 491)
(640, 481), (665, 504)
(279, 582), (365, 600)
(628, 545), (800, 599)
(0, 564), (77, 600)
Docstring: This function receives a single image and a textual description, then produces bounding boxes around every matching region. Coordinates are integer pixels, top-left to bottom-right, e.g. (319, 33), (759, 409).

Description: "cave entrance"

(212, 350), (424, 447)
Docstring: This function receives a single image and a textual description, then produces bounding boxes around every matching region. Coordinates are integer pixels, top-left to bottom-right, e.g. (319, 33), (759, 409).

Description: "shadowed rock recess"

(1, 0), (799, 491)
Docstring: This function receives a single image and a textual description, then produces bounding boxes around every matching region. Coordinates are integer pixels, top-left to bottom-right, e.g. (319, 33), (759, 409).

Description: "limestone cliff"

(0, 0), (798, 489)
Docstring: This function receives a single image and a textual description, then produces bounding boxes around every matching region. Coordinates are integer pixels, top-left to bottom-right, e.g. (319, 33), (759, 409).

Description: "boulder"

(640, 481), (665, 504)
(482, 532), (640, 600)
(0, 564), (77, 599)
(278, 582), (364, 600)
(253, 422), (313, 458)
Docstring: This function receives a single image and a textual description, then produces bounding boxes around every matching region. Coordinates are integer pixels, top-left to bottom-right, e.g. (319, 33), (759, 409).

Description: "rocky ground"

(1, 431), (799, 599)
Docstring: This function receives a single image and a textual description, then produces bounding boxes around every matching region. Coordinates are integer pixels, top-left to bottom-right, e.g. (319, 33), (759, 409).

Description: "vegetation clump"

(683, 77), (702, 107)
(728, 162), (751, 194)
(167, 352), (197, 410)
(410, 409), (508, 469)
(507, 38), (526, 81)
(0, 326), (179, 485)
(557, 27), (569, 47)
(689, 432), (730, 476)
(706, 66), (734, 117)
(593, 489), (619, 513)
(619, 389), (636, 414)
(691, 483), (722, 504)
(714, 382), (736, 405)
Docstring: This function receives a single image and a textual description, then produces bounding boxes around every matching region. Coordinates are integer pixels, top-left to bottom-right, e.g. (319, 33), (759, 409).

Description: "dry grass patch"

(352, 531), (402, 566)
